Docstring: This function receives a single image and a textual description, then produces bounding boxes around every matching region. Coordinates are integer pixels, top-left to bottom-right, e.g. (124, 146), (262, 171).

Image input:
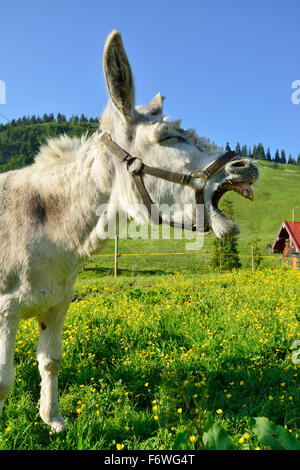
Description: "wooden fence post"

(114, 235), (119, 278)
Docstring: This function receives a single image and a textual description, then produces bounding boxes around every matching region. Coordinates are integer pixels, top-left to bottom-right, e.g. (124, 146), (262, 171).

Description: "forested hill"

(0, 115), (99, 173)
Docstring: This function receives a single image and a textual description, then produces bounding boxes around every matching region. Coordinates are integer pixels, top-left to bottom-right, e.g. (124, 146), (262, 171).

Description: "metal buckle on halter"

(188, 171), (207, 191)
(126, 157), (144, 175)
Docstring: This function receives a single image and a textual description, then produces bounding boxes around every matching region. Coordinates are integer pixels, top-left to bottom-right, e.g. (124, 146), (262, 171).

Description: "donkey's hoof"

(49, 417), (66, 434)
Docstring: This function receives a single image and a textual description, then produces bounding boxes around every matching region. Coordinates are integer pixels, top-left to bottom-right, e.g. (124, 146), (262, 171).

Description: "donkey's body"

(0, 30), (259, 432)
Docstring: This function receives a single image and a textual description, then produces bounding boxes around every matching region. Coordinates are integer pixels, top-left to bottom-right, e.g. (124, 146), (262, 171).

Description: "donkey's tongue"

(231, 182), (254, 200)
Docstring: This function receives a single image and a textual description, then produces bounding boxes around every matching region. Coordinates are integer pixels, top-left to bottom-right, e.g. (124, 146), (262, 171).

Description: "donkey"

(0, 30), (259, 433)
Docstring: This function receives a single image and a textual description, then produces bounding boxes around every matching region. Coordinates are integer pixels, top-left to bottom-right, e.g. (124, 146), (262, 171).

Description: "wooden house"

(271, 221), (300, 269)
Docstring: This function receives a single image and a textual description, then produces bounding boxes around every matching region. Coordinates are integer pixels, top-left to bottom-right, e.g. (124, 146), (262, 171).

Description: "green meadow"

(0, 160), (299, 450)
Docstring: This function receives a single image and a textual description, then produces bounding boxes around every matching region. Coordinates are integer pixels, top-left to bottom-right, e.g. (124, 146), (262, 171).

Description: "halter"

(100, 132), (237, 231)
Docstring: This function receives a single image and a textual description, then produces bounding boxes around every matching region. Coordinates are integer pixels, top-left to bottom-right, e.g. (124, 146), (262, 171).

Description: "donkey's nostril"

(231, 160), (248, 168)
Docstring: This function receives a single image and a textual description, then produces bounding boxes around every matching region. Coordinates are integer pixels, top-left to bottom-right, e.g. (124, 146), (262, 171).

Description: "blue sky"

(0, 0), (299, 158)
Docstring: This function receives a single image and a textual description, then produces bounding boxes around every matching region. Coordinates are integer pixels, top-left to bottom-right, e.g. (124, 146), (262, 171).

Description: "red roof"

(284, 221), (300, 252)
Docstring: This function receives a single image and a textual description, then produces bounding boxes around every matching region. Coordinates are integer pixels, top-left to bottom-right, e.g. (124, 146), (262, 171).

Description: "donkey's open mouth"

(212, 180), (254, 209)
(207, 158), (259, 238)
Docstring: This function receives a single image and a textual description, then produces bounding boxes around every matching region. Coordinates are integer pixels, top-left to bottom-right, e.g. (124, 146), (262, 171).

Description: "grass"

(0, 267), (299, 450)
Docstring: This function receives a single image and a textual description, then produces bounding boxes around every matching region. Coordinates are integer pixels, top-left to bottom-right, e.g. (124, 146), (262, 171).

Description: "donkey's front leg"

(37, 299), (69, 433)
(0, 311), (19, 417)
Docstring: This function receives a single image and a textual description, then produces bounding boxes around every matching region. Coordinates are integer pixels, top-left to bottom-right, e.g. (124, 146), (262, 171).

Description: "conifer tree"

(258, 143), (266, 160)
(274, 149), (280, 163)
(241, 145), (248, 159)
(280, 150), (286, 164)
(252, 144), (257, 160)
(211, 198), (241, 271)
(235, 142), (241, 156)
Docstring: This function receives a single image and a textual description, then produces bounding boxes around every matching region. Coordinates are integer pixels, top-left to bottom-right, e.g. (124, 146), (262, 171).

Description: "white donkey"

(0, 30), (259, 432)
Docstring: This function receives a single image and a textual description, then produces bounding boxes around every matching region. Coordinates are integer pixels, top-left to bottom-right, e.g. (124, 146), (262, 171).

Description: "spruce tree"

(241, 145), (248, 159)
(258, 143), (266, 160)
(211, 197), (241, 271)
(288, 154), (295, 165)
(266, 147), (272, 161)
(280, 150), (286, 164)
(235, 142), (241, 156)
(274, 149), (280, 163)
(252, 144), (257, 160)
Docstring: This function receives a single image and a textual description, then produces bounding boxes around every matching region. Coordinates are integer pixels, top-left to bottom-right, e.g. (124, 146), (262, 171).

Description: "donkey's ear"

(103, 30), (135, 122)
(139, 93), (165, 117)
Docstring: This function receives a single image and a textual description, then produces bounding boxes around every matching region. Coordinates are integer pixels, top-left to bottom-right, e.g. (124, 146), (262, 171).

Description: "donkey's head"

(100, 30), (259, 238)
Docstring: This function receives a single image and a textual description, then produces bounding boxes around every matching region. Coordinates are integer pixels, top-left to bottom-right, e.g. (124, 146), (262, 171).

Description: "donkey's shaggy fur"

(0, 30), (258, 432)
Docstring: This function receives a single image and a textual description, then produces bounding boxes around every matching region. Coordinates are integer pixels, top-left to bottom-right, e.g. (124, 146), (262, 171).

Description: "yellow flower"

(152, 405), (158, 411)
(154, 415), (159, 420)
(216, 409), (223, 415)
(116, 443), (124, 450)
(177, 408), (182, 414)
(238, 437), (244, 444)
(76, 408), (82, 414)
(189, 435), (196, 442)
(144, 383), (149, 387)
(268, 395), (273, 400)
(244, 433), (250, 439)
(5, 426), (11, 432)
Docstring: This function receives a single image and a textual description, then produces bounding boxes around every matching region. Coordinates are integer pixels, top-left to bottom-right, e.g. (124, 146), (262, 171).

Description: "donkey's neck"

(31, 133), (116, 259)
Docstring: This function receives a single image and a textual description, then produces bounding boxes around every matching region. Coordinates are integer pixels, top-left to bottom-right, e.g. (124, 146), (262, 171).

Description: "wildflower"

(116, 443), (124, 450)
(216, 409), (223, 415)
(244, 433), (250, 439)
(144, 383), (149, 387)
(154, 415), (159, 420)
(238, 437), (244, 444)
(189, 435), (196, 442)
(268, 395), (273, 400)
(177, 408), (182, 414)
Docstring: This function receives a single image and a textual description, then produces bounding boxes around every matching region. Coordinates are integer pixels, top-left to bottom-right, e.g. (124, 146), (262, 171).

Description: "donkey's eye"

(159, 135), (187, 146)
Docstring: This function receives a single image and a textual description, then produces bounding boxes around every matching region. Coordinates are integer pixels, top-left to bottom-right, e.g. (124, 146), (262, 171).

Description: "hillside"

(0, 119), (299, 272)
(0, 119), (98, 172)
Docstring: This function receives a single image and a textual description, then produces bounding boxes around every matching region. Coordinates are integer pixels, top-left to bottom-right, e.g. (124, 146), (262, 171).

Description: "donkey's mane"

(33, 134), (92, 169)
